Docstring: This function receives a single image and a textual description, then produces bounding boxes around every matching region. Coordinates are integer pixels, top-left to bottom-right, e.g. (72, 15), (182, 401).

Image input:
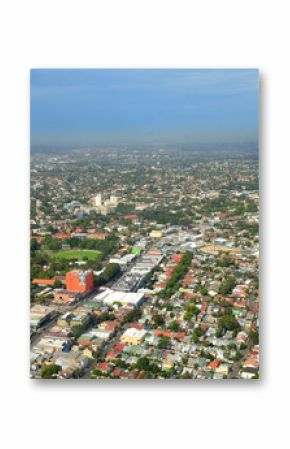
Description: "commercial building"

(57, 312), (74, 327)
(95, 288), (145, 307)
(111, 272), (144, 292)
(53, 290), (80, 304)
(109, 253), (136, 268)
(30, 305), (56, 329)
(71, 312), (91, 328)
(66, 270), (94, 293)
(111, 250), (163, 292)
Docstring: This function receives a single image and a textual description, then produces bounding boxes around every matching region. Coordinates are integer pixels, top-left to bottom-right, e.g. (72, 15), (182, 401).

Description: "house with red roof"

(208, 359), (221, 370)
(114, 342), (126, 353)
(52, 233), (71, 239)
(32, 278), (55, 286)
(124, 214), (138, 220)
(97, 362), (111, 374)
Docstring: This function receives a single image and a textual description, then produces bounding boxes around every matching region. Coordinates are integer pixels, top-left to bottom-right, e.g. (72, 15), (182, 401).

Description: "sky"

(30, 69), (259, 149)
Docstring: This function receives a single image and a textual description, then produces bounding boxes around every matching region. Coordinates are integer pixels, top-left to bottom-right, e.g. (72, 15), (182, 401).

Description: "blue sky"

(30, 69), (259, 147)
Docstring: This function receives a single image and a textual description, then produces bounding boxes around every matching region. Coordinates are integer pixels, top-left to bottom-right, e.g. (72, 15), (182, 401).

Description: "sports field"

(54, 249), (101, 261)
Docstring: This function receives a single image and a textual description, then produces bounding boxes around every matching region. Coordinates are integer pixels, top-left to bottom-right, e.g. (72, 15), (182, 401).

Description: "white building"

(95, 288), (144, 307)
(95, 194), (102, 206)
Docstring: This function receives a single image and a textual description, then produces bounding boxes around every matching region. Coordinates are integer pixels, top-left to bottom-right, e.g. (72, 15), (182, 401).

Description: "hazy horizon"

(30, 68), (259, 151)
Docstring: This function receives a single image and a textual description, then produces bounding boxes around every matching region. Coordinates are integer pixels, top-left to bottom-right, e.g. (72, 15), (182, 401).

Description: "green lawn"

(54, 249), (101, 261)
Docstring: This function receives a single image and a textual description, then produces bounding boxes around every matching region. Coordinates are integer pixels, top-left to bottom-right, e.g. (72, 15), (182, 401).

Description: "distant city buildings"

(92, 193), (119, 215)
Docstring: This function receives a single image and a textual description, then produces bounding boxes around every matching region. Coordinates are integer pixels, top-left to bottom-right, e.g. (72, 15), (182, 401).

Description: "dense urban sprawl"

(30, 146), (259, 379)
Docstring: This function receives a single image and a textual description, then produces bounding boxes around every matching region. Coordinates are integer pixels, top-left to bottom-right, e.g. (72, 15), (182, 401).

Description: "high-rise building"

(95, 194), (102, 207)
(110, 195), (118, 206)
(66, 270), (94, 293)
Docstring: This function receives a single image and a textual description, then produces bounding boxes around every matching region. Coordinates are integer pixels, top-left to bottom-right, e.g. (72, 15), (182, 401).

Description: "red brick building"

(65, 270), (94, 293)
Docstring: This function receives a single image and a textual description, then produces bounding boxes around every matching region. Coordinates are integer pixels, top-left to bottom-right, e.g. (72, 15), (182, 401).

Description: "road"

(30, 289), (99, 349)
(229, 343), (252, 379)
(81, 293), (155, 379)
(81, 321), (131, 379)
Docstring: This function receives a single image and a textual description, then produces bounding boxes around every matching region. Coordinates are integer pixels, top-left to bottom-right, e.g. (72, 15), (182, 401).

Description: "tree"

(184, 304), (200, 321)
(249, 329), (259, 345)
(54, 280), (63, 288)
(94, 262), (121, 287)
(180, 371), (191, 379)
(152, 314), (165, 326)
(71, 368), (82, 379)
(135, 357), (150, 371)
(102, 263), (121, 282)
(168, 320), (180, 332)
(124, 308), (142, 323)
(98, 312), (116, 322)
(184, 311), (193, 321)
(192, 327), (205, 343)
(158, 336), (170, 349)
(219, 277), (236, 295)
(215, 327), (223, 338)
(161, 251), (193, 297)
(30, 238), (40, 254)
(47, 239), (62, 251)
(41, 364), (61, 379)
(150, 363), (160, 375)
(71, 324), (87, 339)
(219, 314), (240, 331)
(164, 303), (173, 311)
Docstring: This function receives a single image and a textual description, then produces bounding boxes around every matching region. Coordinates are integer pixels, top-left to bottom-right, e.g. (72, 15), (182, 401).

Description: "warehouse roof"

(95, 289), (144, 306)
